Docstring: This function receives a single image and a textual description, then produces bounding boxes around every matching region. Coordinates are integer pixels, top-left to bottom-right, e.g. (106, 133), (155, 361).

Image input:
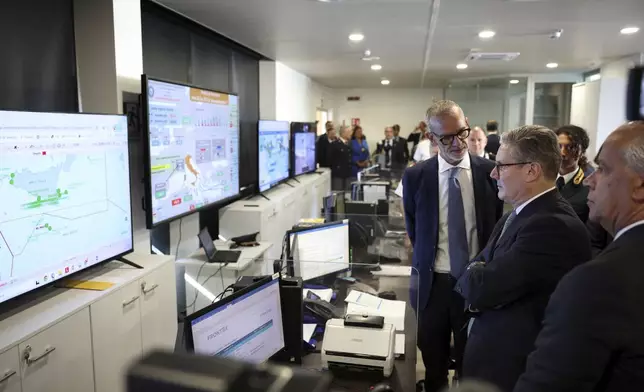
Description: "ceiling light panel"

(456, 63), (468, 70)
(349, 33), (364, 42)
(371, 64), (382, 70)
(620, 26), (640, 35)
(478, 30), (496, 39)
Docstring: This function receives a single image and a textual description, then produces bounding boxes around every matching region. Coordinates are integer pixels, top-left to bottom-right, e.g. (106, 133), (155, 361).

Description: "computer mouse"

(378, 291), (397, 300)
(370, 383), (395, 392)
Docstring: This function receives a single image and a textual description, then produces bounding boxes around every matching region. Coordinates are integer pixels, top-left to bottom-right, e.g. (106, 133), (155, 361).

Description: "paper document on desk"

(395, 333), (405, 355)
(303, 288), (333, 302)
(371, 265), (412, 277)
(345, 291), (406, 332)
(345, 290), (383, 309)
(303, 324), (317, 343)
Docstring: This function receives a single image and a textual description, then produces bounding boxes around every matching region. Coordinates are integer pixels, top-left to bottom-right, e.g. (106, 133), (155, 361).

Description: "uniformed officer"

(328, 125), (354, 191)
(555, 125), (593, 223)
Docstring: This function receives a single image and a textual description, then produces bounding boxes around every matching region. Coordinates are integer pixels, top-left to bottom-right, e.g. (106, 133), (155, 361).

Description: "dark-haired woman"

(350, 125), (370, 177)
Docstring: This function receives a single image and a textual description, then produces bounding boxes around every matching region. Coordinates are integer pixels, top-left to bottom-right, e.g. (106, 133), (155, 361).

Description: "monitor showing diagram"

(293, 131), (316, 176)
(144, 78), (240, 227)
(0, 111), (132, 305)
(258, 120), (290, 192)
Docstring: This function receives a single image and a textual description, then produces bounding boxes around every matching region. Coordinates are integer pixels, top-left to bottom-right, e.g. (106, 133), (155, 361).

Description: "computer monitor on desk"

(184, 275), (285, 363)
(287, 220), (350, 282)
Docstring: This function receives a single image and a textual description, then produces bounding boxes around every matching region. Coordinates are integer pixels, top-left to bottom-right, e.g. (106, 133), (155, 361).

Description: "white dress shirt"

(414, 139), (433, 162)
(395, 181), (404, 198)
(515, 187), (556, 215)
(434, 154), (479, 273)
(614, 220), (644, 241)
(557, 166), (578, 186)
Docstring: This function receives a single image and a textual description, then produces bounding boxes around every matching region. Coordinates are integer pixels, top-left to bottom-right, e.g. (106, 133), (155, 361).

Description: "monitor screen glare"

(0, 111), (132, 304)
(146, 79), (240, 226)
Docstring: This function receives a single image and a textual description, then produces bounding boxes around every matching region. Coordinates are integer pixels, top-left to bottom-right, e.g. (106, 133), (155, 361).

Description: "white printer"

(320, 316), (395, 377)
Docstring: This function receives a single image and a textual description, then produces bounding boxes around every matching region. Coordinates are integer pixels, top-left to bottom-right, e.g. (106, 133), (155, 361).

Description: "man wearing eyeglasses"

(402, 100), (503, 392)
(454, 125), (591, 392)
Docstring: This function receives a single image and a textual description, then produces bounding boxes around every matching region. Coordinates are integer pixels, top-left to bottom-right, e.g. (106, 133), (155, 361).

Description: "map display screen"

(258, 120), (290, 192)
(293, 131), (316, 176)
(145, 78), (240, 226)
(0, 111), (132, 305)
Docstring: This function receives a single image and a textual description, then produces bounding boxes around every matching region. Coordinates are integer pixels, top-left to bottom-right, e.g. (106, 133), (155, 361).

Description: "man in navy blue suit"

(455, 125), (591, 392)
(402, 100), (504, 392)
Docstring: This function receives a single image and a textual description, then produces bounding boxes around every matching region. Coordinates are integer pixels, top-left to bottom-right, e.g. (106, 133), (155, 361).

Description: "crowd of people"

(318, 100), (644, 392)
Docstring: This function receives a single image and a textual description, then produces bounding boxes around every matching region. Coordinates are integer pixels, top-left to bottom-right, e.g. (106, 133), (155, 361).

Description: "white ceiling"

(158, 0), (644, 88)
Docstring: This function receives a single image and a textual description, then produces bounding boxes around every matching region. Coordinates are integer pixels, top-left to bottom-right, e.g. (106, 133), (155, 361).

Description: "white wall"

(269, 62), (336, 122)
(571, 80), (601, 159)
(334, 88), (443, 144)
(447, 87), (508, 132)
(596, 55), (643, 149)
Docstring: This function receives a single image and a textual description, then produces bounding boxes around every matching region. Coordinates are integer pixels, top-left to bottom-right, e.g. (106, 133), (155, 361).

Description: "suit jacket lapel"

(423, 158), (440, 246)
(470, 155), (490, 248)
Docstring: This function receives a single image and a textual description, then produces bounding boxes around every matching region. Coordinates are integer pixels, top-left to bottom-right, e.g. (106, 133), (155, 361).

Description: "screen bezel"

(183, 275), (279, 355)
(290, 122), (317, 177)
(0, 109), (134, 308)
(257, 120), (291, 193)
(141, 75), (242, 229)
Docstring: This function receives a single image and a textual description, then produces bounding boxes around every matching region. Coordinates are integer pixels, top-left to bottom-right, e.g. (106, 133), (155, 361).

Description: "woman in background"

(350, 125), (370, 177)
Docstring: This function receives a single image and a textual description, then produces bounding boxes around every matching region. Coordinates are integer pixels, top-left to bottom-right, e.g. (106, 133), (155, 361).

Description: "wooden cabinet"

(19, 309), (94, 392)
(139, 262), (177, 352)
(0, 347), (20, 392)
(91, 281), (143, 392)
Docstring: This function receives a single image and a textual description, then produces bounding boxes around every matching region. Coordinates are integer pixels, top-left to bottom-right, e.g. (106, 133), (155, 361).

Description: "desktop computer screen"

(258, 120), (290, 192)
(187, 276), (285, 363)
(293, 124), (316, 176)
(288, 220), (350, 281)
(0, 110), (133, 305)
(142, 77), (240, 227)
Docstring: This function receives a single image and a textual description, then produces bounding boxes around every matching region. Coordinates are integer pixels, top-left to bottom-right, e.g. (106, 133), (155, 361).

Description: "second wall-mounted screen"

(143, 77), (240, 228)
(291, 122), (317, 176)
(258, 120), (290, 192)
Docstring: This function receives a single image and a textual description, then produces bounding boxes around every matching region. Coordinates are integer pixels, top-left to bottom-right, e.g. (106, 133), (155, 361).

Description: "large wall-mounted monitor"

(258, 120), (290, 193)
(290, 122), (317, 177)
(0, 110), (133, 305)
(142, 76), (240, 228)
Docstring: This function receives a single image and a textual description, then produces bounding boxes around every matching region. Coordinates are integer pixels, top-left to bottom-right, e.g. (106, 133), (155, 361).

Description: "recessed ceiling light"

(362, 56), (380, 61)
(349, 33), (364, 42)
(620, 26), (640, 35)
(371, 64), (382, 71)
(478, 30), (496, 39)
(456, 63), (468, 70)
(546, 62), (559, 69)
(509, 79), (520, 84)
(381, 79), (390, 85)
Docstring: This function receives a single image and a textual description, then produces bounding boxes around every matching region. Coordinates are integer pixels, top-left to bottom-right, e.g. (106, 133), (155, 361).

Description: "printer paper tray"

(328, 361), (383, 375)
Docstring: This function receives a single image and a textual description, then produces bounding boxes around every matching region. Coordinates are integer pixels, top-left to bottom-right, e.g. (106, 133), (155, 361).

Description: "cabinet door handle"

(122, 295), (140, 307)
(141, 282), (159, 294)
(23, 345), (56, 365)
(0, 369), (16, 383)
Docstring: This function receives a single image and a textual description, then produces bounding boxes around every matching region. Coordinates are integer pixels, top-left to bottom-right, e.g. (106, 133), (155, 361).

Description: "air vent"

(466, 52), (520, 62)
(347, 96), (361, 101)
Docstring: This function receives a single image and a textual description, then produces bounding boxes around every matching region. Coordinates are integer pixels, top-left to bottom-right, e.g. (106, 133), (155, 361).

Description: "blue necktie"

(448, 167), (469, 278)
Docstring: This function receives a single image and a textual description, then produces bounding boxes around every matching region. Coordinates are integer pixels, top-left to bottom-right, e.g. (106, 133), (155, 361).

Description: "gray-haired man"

(455, 125), (591, 392)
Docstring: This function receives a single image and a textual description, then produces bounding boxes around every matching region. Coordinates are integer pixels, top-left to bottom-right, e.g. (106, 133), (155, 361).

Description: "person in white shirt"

(468, 126), (490, 159)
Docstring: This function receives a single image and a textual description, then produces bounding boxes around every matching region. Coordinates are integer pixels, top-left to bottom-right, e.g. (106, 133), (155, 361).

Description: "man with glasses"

(455, 125), (591, 392)
(402, 100), (503, 392)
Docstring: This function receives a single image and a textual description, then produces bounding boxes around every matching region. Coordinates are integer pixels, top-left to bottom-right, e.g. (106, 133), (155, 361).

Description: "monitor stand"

(258, 192), (271, 201)
(284, 182), (295, 188)
(116, 257), (143, 269)
(314, 170), (324, 175)
(290, 177), (301, 184)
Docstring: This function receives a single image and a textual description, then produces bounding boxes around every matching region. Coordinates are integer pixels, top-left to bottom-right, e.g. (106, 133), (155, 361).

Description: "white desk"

(176, 241), (273, 313)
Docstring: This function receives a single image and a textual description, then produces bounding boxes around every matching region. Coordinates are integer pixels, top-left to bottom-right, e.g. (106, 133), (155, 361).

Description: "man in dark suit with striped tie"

(402, 100), (504, 392)
(455, 125), (592, 392)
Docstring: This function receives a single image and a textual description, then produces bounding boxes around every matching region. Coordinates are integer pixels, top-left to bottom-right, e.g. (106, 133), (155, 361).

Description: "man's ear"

(632, 175), (644, 203)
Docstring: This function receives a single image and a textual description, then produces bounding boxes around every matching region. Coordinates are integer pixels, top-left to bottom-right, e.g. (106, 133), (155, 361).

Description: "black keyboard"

(212, 250), (241, 263)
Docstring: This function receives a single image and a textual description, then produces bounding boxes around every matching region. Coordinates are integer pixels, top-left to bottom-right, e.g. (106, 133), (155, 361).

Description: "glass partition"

(445, 77), (529, 133)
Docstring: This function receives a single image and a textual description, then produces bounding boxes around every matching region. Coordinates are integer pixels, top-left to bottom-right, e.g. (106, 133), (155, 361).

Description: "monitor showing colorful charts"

(143, 77), (240, 227)
(258, 120), (290, 192)
(0, 110), (132, 305)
